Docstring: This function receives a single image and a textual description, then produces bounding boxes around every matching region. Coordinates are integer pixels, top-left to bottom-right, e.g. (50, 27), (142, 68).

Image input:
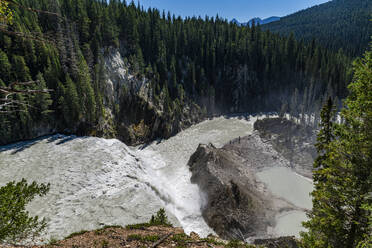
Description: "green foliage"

(48, 237), (58, 245)
(0, 49), (11, 81)
(0, 0), (13, 24)
(200, 237), (225, 246)
(33, 73), (53, 118)
(65, 230), (89, 239)
(141, 235), (160, 242)
(126, 208), (172, 230)
(93, 225), (122, 235)
(356, 203), (372, 248)
(127, 234), (160, 242)
(126, 234), (142, 241)
(64, 75), (80, 125)
(125, 222), (151, 230)
(0, 179), (50, 244)
(149, 208), (172, 227)
(100, 239), (108, 248)
(171, 233), (190, 242)
(302, 46), (372, 247)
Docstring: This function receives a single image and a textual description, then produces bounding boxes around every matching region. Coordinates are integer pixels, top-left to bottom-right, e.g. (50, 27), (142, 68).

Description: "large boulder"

(188, 143), (274, 240)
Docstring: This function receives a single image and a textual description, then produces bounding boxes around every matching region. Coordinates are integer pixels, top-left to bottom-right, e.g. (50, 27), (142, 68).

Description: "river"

(0, 114), (313, 241)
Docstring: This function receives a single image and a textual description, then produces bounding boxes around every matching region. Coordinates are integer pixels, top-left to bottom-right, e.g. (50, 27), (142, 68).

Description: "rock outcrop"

(187, 118), (315, 241)
(254, 118), (316, 177)
(100, 48), (205, 145)
(188, 143), (275, 240)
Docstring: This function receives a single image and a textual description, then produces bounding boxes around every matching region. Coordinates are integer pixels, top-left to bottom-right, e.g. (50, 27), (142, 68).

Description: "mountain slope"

(262, 0), (372, 57)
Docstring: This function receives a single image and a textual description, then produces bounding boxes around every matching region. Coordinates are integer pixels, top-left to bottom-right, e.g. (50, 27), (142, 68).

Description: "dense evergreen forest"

(0, 0), (355, 144)
(263, 0), (372, 57)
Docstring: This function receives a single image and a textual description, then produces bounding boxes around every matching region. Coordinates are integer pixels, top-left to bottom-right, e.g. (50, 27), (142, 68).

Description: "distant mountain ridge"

(231, 16), (280, 27)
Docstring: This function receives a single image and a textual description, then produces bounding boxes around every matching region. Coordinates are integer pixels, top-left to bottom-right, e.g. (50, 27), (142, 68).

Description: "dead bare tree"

(0, 81), (53, 113)
(0, 0), (63, 113)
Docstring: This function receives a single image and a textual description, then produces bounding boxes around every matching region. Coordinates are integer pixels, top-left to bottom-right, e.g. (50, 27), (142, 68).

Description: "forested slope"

(0, 0), (352, 145)
(263, 0), (372, 57)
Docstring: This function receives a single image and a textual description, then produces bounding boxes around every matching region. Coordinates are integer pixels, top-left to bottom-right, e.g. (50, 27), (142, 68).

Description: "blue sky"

(137, 0), (330, 22)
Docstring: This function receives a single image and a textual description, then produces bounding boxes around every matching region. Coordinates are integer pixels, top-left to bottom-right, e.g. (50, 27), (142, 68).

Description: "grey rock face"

(101, 47), (205, 145)
(254, 117), (316, 177)
(188, 143), (274, 240)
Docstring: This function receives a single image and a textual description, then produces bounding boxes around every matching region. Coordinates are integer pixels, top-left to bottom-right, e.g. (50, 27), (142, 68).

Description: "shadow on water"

(0, 134), (83, 154)
(1, 139), (42, 154)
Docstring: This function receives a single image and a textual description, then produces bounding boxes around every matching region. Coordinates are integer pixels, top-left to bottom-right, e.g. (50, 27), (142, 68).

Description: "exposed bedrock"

(254, 117), (316, 177)
(187, 117), (315, 241)
(187, 143), (276, 240)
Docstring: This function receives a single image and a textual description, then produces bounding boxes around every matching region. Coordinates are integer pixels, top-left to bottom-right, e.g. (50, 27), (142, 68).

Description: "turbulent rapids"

(0, 115), (313, 241)
(0, 116), (255, 240)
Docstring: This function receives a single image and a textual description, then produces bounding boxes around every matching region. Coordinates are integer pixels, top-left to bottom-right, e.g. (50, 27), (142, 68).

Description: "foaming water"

(0, 135), (166, 239)
(0, 115), (258, 240)
(136, 115), (256, 236)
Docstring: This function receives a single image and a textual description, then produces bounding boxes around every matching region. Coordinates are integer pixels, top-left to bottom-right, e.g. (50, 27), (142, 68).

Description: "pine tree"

(314, 97), (336, 170)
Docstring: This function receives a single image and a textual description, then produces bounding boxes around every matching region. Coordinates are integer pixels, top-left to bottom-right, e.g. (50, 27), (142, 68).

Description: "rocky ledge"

(254, 117), (316, 177)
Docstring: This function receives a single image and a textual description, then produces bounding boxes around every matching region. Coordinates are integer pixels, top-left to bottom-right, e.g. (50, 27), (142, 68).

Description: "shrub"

(127, 234), (160, 242)
(126, 223), (151, 230)
(65, 230), (89, 239)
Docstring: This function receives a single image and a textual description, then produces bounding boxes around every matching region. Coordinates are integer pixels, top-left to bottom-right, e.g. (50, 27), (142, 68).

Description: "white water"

(0, 115), (256, 240)
(137, 115), (255, 236)
(0, 135), (166, 240)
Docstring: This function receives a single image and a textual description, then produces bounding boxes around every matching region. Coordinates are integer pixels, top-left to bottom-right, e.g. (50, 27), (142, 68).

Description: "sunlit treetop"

(0, 0), (13, 24)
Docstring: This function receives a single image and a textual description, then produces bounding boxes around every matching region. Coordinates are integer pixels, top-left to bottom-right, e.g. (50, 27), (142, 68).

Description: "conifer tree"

(0, 179), (50, 245)
(33, 73), (53, 119)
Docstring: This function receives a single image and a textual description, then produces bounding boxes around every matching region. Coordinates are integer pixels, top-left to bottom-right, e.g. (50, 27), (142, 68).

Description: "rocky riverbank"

(0, 225), (299, 248)
(187, 117), (315, 241)
(254, 118), (316, 178)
